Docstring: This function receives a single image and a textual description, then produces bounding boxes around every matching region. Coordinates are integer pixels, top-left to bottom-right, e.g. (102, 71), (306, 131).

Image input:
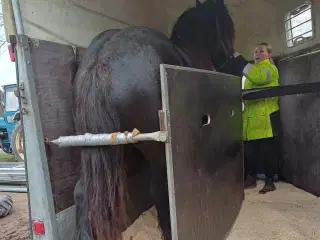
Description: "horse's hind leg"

(151, 167), (172, 240)
(143, 143), (172, 240)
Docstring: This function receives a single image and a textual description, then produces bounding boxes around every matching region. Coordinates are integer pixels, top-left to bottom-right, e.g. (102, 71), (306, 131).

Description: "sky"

(0, 3), (17, 87)
(0, 43), (17, 86)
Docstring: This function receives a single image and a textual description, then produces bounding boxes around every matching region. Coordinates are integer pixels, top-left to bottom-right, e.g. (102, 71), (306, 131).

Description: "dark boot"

(259, 178), (276, 194)
(244, 175), (257, 189)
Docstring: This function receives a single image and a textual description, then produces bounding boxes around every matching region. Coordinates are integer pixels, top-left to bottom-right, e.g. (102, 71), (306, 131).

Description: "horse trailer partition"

(15, 34), (244, 239)
(160, 65), (243, 239)
(278, 51), (320, 197)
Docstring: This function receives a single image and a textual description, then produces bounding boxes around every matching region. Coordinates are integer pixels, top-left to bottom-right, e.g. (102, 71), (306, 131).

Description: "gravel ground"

(0, 192), (30, 240)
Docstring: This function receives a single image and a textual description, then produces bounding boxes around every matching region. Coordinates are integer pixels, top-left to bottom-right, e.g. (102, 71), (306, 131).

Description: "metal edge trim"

(56, 205), (76, 239)
(161, 64), (242, 79)
(159, 64), (178, 240)
(16, 35), (59, 239)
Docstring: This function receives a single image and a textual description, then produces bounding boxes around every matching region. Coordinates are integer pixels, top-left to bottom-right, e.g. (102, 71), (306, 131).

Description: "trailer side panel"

(278, 52), (320, 196)
(29, 38), (85, 212)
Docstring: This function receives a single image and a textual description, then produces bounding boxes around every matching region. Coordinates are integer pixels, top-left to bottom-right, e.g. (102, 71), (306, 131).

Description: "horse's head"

(170, 0), (236, 74)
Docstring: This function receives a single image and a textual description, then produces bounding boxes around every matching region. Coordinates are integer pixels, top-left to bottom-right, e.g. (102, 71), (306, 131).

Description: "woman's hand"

(219, 53), (249, 77)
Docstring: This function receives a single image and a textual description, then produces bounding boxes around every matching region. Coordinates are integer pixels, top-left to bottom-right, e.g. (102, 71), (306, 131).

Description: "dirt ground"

(1, 181), (320, 240)
(0, 192), (30, 240)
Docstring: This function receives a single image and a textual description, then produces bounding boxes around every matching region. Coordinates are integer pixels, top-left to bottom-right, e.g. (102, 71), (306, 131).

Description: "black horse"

(72, 0), (247, 239)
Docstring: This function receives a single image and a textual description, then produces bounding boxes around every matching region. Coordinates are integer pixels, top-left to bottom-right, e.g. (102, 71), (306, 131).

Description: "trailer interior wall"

(3, 0), (317, 59)
(241, 0), (320, 57)
(276, 0), (320, 56)
(274, 1), (320, 196)
(2, 0), (169, 46)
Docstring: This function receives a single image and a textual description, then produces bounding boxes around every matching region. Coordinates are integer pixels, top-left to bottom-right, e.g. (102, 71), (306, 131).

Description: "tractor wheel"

(0, 142), (12, 154)
(0, 194), (13, 218)
(11, 121), (24, 162)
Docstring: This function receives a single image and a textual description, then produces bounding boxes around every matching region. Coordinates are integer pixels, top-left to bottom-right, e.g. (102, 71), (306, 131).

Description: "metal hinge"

(159, 109), (171, 143)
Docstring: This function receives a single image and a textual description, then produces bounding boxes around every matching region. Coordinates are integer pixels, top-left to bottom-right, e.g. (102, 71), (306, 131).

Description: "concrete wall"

(2, 0), (320, 58)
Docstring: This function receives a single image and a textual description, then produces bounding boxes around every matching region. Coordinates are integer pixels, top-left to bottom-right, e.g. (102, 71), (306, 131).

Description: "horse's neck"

(177, 43), (215, 71)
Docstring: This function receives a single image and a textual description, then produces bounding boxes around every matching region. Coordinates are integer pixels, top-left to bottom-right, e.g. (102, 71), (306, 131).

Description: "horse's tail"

(74, 61), (126, 240)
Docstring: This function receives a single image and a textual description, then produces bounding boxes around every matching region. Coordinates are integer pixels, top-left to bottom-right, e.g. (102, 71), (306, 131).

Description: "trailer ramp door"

(15, 35), (86, 239)
(160, 65), (244, 240)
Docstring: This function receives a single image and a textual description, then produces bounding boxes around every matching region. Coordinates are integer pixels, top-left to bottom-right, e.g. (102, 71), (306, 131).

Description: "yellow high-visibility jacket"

(242, 59), (280, 141)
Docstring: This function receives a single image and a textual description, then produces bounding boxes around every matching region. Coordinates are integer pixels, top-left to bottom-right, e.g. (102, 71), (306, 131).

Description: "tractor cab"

(0, 84), (23, 160)
(0, 89), (10, 153)
(1, 84), (20, 133)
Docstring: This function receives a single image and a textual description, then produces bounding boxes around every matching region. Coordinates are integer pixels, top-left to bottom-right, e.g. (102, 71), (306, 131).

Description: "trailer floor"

(122, 181), (320, 240)
(0, 181), (319, 240)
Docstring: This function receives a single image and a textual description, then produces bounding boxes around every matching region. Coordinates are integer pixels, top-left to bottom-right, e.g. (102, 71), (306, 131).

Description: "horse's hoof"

(258, 182), (276, 194)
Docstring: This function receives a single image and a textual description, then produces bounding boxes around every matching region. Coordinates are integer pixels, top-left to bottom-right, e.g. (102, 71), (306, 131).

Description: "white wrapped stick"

(50, 128), (168, 147)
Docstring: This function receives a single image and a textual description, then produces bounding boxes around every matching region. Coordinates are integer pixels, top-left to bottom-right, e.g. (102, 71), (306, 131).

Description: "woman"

(242, 43), (280, 194)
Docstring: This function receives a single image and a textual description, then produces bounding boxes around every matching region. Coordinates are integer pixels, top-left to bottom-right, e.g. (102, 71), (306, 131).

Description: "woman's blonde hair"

(256, 42), (274, 64)
(257, 42), (272, 54)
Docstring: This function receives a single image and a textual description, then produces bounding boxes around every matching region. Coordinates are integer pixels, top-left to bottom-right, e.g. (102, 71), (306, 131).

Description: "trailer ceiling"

(2, 0), (319, 58)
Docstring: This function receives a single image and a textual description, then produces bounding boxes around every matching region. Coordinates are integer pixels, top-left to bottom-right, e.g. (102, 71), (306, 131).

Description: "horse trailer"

(1, 0), (320, 239)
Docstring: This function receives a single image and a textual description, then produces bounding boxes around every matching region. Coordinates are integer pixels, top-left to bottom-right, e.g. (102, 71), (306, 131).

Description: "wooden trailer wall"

(29, 39), (86, 212)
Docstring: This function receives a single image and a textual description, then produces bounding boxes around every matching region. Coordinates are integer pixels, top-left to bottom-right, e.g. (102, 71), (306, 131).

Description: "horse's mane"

(170, 0), (235, 63)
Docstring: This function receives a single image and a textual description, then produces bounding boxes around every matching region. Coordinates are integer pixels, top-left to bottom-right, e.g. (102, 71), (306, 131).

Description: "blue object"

(0, 84), (20, 154)
(0, 117), (11, 153)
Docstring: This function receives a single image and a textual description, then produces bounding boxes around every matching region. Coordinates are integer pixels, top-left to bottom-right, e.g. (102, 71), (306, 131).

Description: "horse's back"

(93, 27), (185, 132)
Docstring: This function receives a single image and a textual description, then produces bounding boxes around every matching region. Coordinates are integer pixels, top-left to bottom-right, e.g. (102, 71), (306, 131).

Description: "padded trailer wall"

(277, 49), (320, 196)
